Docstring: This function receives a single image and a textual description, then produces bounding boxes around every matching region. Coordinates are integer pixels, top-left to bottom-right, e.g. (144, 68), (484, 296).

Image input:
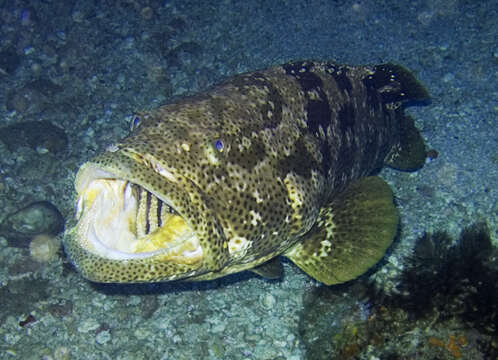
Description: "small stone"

(23, 46), (35, 55)
(29, 234), (61, 262)
(245, 333), (261, 342)
(262, 293), (276, 309)
(72, 11), (84, 23)
(96, 330), (111, 345)
(126, 295), (141, 306)
(172, 334), (182, 343)
(4, 332), (21, 345)
(134, 327), (151, 340)
(211, 322), (226, 333)
(442, 73), (455, 83)
(77, 318), (100, 333)
(31, 63), (42, 74)
(53, 346), (71, 360)
(36, 146), (50, 154)
(140, 7), (154, 20)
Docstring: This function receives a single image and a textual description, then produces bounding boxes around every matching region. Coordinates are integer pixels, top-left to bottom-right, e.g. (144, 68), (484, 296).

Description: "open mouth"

(75, 175), (203, 263)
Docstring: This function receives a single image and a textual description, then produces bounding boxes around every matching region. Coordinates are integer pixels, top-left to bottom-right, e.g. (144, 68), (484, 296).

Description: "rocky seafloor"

(0, 0), (496, 359)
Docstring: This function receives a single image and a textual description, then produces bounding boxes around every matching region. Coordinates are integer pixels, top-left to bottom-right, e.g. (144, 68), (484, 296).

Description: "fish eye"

(215, 140), (223, 152)
(130, 115), (141, 131)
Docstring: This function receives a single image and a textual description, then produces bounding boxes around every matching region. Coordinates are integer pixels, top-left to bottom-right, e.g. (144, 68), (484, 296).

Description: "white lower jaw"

(88, 224), (164, 260)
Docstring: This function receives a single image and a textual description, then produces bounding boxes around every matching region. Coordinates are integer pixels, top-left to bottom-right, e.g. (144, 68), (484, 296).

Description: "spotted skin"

(64, 61), (429, 283)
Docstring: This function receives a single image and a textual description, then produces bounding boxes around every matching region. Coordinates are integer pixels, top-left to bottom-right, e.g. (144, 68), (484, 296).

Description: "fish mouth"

(73, 164), (203, 265)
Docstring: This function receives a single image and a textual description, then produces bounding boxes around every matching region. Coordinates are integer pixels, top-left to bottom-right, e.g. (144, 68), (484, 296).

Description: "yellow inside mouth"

(131, 215), (190, 252)
(75, 178), (202, 262)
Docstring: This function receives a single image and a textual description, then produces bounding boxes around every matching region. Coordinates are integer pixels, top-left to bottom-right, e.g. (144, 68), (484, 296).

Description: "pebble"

(77, 318), (100, 333)
(96, 330), (111, 345)
(134, 327), (151, 340)
(211, 322), (226, 333)
(53, 346), (71, 360)
(262, 293), (276, 308)
(29, 234), (61, 262)
(442, 73), (455, 83)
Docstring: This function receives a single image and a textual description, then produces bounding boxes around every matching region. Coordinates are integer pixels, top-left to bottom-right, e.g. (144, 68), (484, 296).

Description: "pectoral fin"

(284, 176), (398, 285)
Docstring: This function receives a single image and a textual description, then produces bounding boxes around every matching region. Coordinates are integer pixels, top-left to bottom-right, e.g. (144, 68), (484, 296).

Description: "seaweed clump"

(389, 222), (497, 335)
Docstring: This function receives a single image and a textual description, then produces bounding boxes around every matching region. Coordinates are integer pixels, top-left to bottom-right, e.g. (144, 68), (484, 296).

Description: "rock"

(0, 201), (64, 248)
(0, 120), (68, 154)
(6, 79), (63, 115)
(29, 234), (61, 262)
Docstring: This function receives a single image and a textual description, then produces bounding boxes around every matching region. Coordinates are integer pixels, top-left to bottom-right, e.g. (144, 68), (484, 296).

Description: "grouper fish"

(64, 61), (429, 285)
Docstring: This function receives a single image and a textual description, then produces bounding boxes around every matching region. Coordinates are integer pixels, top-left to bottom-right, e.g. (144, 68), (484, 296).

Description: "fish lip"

(71, 161), (200, 262)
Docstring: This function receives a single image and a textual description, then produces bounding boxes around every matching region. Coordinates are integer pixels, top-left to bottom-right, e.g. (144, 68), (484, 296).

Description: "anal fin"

(249, 257), (283, 280)
(284, 176), (398, 285)
(385, 113), (427, 171)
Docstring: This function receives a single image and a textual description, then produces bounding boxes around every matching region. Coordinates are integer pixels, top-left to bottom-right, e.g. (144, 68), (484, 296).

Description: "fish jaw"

(64, 150), (227, 283)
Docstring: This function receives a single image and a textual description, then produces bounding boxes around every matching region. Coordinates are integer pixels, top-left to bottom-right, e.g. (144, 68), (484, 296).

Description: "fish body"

(64, 61), (429, 284)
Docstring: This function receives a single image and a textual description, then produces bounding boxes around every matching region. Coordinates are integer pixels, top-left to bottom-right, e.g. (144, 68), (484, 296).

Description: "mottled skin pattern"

(64, 61), (423, 283)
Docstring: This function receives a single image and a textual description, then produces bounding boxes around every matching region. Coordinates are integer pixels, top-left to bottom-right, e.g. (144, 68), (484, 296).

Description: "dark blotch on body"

(227, 138), (267, 171)
(276, 138), (317, 179)
(327, 67), (353, 93)
(337, 103), (356, 135)
(282, 62), (333, 175)
(229, 73), (283, 130)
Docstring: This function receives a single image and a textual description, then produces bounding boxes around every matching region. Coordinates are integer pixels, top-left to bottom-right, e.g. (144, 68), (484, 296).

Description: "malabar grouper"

(64, 61), (429, 285)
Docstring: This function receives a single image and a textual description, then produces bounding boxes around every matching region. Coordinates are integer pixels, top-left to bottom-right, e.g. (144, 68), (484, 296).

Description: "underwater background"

(0, 0), (496, 359)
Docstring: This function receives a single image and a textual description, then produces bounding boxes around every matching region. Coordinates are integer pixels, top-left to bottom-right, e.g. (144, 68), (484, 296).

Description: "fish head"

(64, 108), (231, 283)
(65, 81), (324, 284)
